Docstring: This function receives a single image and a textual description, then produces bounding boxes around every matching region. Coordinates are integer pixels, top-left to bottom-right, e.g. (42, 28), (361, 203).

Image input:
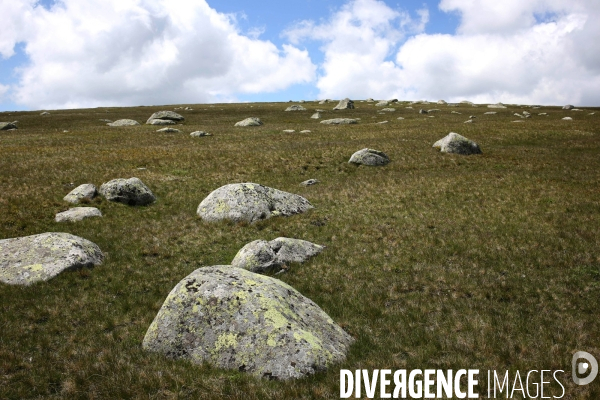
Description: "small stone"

(283, 130), (295, 133)
(397, 117), (405, 120)
(300, 130), (311, 133)
(55, 207), (102, 222)
(300, 179), (318, 186)
(562, 105), (574, 110)
(320, 118), (358, 125)
(235, 117), (263, 127)
(190, 131), (211, 137)
(107, 119), (140, 127)
(380, 108), (395, 112)
(484, 112), (497, 115)
(156, 127), (181, 133)
(147, 119), (176, 125)
(285, 105), (307, 111)
(63, 184), (98, 204)
(487, 103), (507, 109)
(562, 117), (573, 120)
(40, 111), (50, 116)
(377, 121), (388, 124)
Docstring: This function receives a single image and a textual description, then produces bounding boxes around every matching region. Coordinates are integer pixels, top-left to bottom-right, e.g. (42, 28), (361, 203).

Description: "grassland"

(0, 101), (599, 399)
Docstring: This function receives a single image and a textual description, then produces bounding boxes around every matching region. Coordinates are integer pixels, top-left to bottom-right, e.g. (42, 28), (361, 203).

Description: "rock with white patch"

(433, 132), (481, 155)
(107, 119), (140, 127)
(235, 117), (263, 127)
(0, 122), (18, 130)
(300, 179), (318, 186)
(157, 127), (181, 133)
(63, 184), (98, 204)
(147, 119), (176, 125)
(146, 111), (184, 124)
(0, 232), (104, 285)
(142, 265), (353, 380)
(320, 118), (357, 125)
(562, 117), (573, 120)
(231, 237), (324, 273)
(197, 183), (313, 223)
(99, 177), (156, 206)
(190, 131), (212, 137)
(375, 101), (389, 107)
(310, 112), (322, 119)
(55, 207), (102, 222)
(333, 98), (354, 110)
(348, 148), (390, 166)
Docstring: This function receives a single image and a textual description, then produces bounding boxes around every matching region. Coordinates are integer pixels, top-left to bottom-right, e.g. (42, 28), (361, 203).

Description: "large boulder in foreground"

(231, 237), (324, 273)
(0, 232), (104, 285)
(146, 111), (184, 124)
(433, 132), (482, 155)
(142, 265), (353, 380)
(0, 122), (18, 130)
(63, 183), (97, 204)
(349, 148), (390, 166)
(99, 177), (156, 206)
(235, 117), (263, 127)
(333, 98), (354, 110)
(197, 183), (312, 223)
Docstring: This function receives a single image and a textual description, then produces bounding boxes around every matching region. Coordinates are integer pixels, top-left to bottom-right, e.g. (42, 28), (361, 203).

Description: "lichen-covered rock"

(197, 183), (313, 223)
(231, 237), (324, 273)
(55, 207), (102, 222)
(333, 98), (354, 110)
(310, 112), (322, 119)
(235, 117), (263, 127)
(142, 265), (352, 380)
(107, 119), (140, 127)
(147, 119), (176, 125)
(156, 127), (181, 133)
(0, 232), (104, 285)
(348, 148), (390, 166)
(433, 132), (482, 155)
(63, 183), (97, 204)
(0, 122), (18, 130)
(190, 131), (212, 137)
(146, 111), (184, 124)
(99, 177), (156, 206)
(285, 105), (306, 111)
(320, 118), (357, 125)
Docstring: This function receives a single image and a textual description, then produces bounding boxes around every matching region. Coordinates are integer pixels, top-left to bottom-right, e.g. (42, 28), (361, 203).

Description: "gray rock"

(366, 98), (374, 102)
(99, 177), (156, 206)
(380, 108), (395, 112)
(0, 122), (18, 130)
(562, 105), (574, 110)
(146, 111), (184, 124)
(388, 99), (398, 103)
(300, 179), (318, 186)
(156, 127), (181, 133)
(397, 117), (405, 120)
(333, 98), (354, 110)
(377, 121), (388, 124)
(451, 111), (461, 114)
(99, 119), (113, 123)
(55, 207), (102, 222)
(310, 112), (322, 119)
(320, 118), (358, 125)
(107, 119), (140, 127)
(63, 183), (97, 204)
(197, 183), (313, 223)
(464, 119), (473, 123)
(231, 237), (324, 273)
(433, 132), (482, 155)
(190, 131), (212, 137)
(562, 117), (573, 120)
(299, 130), (311, 133)
(375, 101), (389, 107)
(487, 103), (507, 109)
(484, 112), (497, 115)
(285, 105), (307, 111)
(419, 109), (428, 114)
(147, 119), (176, 125)
(235, 117), (263, 127)
(40, 111), (51, 116)
(349, 148), (390, 166)
(283, 130), (295, 133)
(142, 265), (353, 380)
(0, 232), (104, 285)
(437, 100), (447, 105)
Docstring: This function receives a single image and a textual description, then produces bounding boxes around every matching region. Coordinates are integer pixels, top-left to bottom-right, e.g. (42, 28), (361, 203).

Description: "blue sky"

(1, 0), (598, 111)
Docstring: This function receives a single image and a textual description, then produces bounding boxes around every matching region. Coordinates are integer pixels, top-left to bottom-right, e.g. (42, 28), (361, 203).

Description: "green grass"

(1, 102), (599, 399)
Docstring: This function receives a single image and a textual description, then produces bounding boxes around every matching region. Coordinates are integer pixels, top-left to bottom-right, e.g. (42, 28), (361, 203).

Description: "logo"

(572, 351), (598, 385)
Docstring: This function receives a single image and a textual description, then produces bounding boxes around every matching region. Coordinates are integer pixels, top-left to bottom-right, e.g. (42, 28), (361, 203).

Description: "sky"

(1, 0), (599, 111)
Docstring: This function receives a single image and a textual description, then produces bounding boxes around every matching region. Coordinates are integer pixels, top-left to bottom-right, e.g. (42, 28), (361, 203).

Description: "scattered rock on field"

(40, 111), (50, 116)
(333, 98), (354, 110)
(484, 112), (497, 115)
(107, 119), (140, 127)
(320, 118), (357, 125)
(156, 127), (181, 133)
(380, 108), (395, 112)
(311, 112), (322, 119)
(231, 237), (324, 273)
(562, 105), (574, 110)
(147, 119), (176, 125)
(0, 122), (18, 130)
(142, 265), (353, 380)
(487, 103), (507, 109)
(190, 131), (211, 137)
(300, 130), (311, 133)
(419, 109), (428, 114)
(283, 130), (295, 133)
(433, 132), (482, 155)
(349, 148), (390, 166)
(285, 105), (307, 111)
(55, 207), (103, 222)
(437, 100), (447, 105)
(0, 232), (104, 285)
(300, 179), (318, 186)
(197, 183), (313, 223)
(99, 177), (156, 206)
(375, 101), (389, 107)
(235, 117), (263, 127)
(146, 111), (184, 124)
(562, 117), (573, 120)
(64, 184), (97, 204)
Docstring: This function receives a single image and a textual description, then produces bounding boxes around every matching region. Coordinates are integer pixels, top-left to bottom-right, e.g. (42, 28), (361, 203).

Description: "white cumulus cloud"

(287, 0), (600, 105)
(3, 0), (316, 109)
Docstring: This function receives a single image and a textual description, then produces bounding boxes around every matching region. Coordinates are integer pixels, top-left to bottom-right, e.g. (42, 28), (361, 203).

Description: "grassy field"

(0, 101), (599, 399)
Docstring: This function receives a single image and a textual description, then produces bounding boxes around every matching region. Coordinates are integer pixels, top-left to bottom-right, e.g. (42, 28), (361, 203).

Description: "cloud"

(287, 0), (600, 105)
(4, 0), (316, 109)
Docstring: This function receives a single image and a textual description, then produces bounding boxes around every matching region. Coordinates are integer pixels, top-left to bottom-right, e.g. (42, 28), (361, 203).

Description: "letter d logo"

(572, 351), (598, 385)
